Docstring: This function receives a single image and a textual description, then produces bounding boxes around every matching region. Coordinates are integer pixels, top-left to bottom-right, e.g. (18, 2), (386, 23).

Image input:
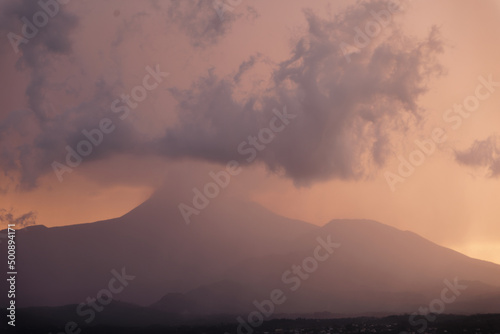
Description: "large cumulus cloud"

(0, 0), (444, 190)
(160, 0), (444, 185)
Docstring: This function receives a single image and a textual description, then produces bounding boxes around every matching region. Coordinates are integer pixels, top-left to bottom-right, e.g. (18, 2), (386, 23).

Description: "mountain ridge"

(1, 195), (499, 316)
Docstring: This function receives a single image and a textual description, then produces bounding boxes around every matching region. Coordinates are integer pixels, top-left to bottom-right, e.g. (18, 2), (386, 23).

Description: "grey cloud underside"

(160, 1), (444, 185)
(0, 0), (78, 190)
(0, 0), (242, 190)
(455, 135), (500, 178)
(0, 0), (443, 189)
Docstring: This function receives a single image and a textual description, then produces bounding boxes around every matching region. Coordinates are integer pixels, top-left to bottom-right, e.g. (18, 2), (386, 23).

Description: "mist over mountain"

(1, 191), (499, 317)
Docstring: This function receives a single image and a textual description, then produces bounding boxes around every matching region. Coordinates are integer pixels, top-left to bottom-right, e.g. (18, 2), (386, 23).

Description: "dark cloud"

(455, 135), (500, 177)
(233, 54), (260, 84)
(1, 82), (157, 190)
(0, 2), (162, 190)
(0, 83), (119, 190)
(164, 0), (242, 48)
(159, 0), (444, 185)
(0, 0), (78, 190)
(0, 0), (444, 190)
(0, 0), (252, 191)
(0, 0), (78, 120)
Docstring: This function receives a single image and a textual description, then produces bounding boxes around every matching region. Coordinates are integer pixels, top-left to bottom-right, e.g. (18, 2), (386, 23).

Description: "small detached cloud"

(455, 135), (500, 178)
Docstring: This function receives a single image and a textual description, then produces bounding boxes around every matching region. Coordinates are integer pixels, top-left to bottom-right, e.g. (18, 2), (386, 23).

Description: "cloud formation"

(0, 0), (79, 190)
(160, 0), (444, 185)
(0, 0), (78, 120)
(455, 135), (500, 177)
(162, 0), (242, 48)
(0, 0), (444, 190)
(0, 0), (253, 191)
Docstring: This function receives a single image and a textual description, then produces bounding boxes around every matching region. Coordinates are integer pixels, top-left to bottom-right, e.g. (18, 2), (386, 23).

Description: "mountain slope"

(154, 219), (500, 315)
(1, 196), (499, 316)
(0, 194), (315, 307)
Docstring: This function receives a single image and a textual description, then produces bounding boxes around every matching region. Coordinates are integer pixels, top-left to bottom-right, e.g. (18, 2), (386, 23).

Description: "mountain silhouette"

(1, 192), (499, 317)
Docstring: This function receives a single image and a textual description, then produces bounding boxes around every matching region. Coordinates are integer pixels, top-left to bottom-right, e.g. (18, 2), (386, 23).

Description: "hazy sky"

(1, 0), (500, 264)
